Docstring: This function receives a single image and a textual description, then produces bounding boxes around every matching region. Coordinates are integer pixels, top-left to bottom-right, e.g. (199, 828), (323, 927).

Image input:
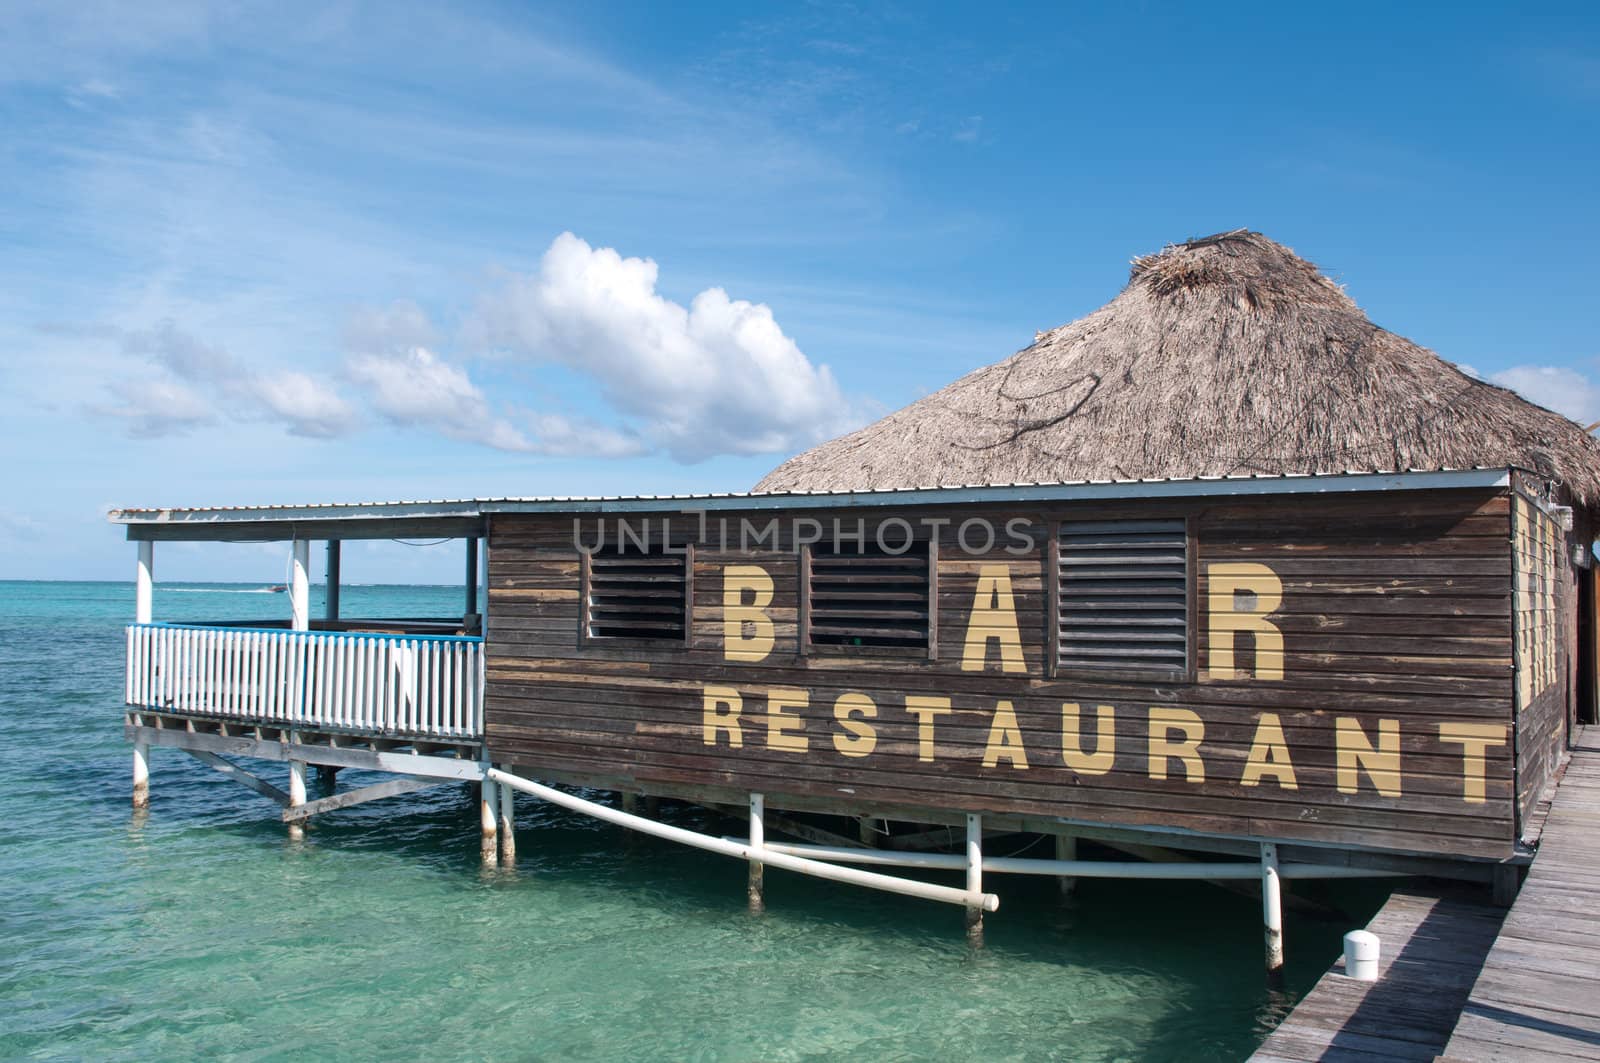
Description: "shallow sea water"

(0, 581), (1387, 1061)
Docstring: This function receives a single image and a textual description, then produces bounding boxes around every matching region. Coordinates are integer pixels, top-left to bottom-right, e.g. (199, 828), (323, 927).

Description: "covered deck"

(112, 500), (491, 836)
(116, 499), (487, 741)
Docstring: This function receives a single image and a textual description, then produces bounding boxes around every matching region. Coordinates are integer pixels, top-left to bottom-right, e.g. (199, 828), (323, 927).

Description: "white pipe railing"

(743, 841), (1404, 879)
(487, 768), (1001, 912)
(125, 624), (483, 739)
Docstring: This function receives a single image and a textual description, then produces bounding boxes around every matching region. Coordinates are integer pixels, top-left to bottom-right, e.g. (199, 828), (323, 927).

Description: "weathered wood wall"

(485, 489), (1520, 859)
(1510, 481), (1573, 832)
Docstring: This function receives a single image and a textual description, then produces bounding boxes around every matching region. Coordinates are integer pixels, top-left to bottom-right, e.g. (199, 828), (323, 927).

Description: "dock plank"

(1443, 725), (1600, 1061)
(1249, 889), (1503, 1062)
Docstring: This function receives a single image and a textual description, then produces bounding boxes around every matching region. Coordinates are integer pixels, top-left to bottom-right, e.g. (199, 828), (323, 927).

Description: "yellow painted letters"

(702, 685), (743, 748)
(723, 565), (775, 662)
(765, 687), (810, 753)
(960, 564), (1027, 673)
(982, 700), (1030, 769)
(905, 695), (952, 762)
(1148, 707), (1206, 782)
(833, 692), (879, 758)
(1437, 722), (1508, 804)
(1061, 702), (1116, 775)
(1207, 562), (1284, 681)
(1335, 717), (1401, 796)
(1240, 712), (1298, 790)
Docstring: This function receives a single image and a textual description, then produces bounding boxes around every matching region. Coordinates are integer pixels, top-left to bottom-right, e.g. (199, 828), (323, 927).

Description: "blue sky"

(2, 0), (1597, 586)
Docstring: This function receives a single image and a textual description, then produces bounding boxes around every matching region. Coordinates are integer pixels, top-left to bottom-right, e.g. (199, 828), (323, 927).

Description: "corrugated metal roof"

(107, 467), (1514, 525)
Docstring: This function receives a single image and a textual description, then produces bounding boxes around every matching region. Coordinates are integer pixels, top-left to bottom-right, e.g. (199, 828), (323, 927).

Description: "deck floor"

(1441, 726), (1600, 1062)
(1254, 725), (1600, 1062)
(1249, 889), (1504, 1062)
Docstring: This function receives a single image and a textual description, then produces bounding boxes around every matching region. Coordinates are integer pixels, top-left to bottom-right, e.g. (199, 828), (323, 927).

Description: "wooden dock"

(1442, 726), (1600, 1061)
(1254, 726), (1600, 1062)
(1249, 890), (1504, 1062)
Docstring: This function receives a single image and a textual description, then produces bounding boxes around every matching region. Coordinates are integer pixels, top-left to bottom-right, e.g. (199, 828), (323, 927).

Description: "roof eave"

(109, 468), (1513, 538)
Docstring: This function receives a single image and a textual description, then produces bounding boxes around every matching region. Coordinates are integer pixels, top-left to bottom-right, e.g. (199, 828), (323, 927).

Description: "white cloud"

(1490, 365), (1600, 425)
(526, 413), (646, 458)
(343, 343), (647, 458)
(252, 371), (353, 439)
(97, 376), (215, 437)
(466, 232), (868, 461)
(346, 345), (531, 452)
(342, 301), (440, 357)
(98, 319), (355, 439)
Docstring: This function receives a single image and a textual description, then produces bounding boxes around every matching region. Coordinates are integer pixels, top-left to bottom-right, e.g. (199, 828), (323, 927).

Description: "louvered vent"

(1057, 520), (1188, 675)
(586, 548), (688, 641)
(809, 542), (930, 650)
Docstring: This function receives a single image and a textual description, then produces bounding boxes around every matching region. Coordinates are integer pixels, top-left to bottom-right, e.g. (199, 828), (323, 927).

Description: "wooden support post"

(135, 541), (153, 625)
(1491, 864), (1520, 907)
(1262, 842), (1284, 988)
(621, 792), (639, 815)
(748, 793), (765, 914)
(858, 816), (878, 848)
(498, 766), (515, 864)
(287, 756), (307, 841)
(315, 764), (340, 789)
(325, 540), (341, 623)
(644, 795), (660, 818)
(965, 813), (984, 947)
(290, 539), (310, 632)
(132, 740), (150, 808)
(1055, 833), (1078, 900)
(465, 536), (480, 623)
(480, 777), (498, 865)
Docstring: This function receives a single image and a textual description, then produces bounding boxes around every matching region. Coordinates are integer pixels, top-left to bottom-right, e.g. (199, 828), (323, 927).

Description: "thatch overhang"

(755, 231), (1600, 510)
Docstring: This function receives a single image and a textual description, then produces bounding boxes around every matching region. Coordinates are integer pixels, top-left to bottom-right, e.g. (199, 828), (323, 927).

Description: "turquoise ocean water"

(0, 580), (1386, 1061)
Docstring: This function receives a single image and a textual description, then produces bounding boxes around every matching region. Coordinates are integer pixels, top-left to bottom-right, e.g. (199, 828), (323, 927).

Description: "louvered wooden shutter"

(808, 542), (931, 650)
(586, 549), (688, 641)
(1057, 519), (1189, 675)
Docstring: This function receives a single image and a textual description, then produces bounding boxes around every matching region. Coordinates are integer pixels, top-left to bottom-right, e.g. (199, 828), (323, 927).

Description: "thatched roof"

(756, 231), (1600, 506)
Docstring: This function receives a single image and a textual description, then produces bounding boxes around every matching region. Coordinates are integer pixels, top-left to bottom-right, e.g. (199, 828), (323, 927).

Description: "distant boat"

(265, 584), (287, 593)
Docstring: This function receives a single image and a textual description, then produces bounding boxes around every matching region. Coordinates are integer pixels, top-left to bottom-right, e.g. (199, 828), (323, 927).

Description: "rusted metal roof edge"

(108, 467), (1513, 526)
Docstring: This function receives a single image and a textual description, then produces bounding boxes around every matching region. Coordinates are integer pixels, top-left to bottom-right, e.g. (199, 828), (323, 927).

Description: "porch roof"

(108, 467), (1512, 541)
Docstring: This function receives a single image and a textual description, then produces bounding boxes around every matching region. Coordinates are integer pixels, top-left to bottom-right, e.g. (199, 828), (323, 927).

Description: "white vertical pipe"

(1262, 842), (1284, 986)
(132, 741), (150, 808)
(135, 540), (153, 624)
(749, 793), (766, 913)
(480, 777), (498, 863)
(124, 626), (135, 704)
(289, 757), (307, 805)
(965, 813), (984, 944)
(290, 539), (310, 632)
(498, 766), (515, 863)
(288, 749), (307, 840)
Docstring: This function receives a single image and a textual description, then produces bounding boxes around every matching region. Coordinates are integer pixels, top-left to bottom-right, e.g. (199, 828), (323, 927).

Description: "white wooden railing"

(125, 624), (483, 739)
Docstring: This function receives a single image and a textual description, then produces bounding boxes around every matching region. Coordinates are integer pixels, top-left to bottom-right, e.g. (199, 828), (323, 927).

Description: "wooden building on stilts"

(112, 231), (1600, 979)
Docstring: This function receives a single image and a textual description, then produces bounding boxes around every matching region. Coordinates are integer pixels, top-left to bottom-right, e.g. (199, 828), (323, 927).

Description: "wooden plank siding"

(485, 489), (1522, 860)
(1510, 478), (1574, 834)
